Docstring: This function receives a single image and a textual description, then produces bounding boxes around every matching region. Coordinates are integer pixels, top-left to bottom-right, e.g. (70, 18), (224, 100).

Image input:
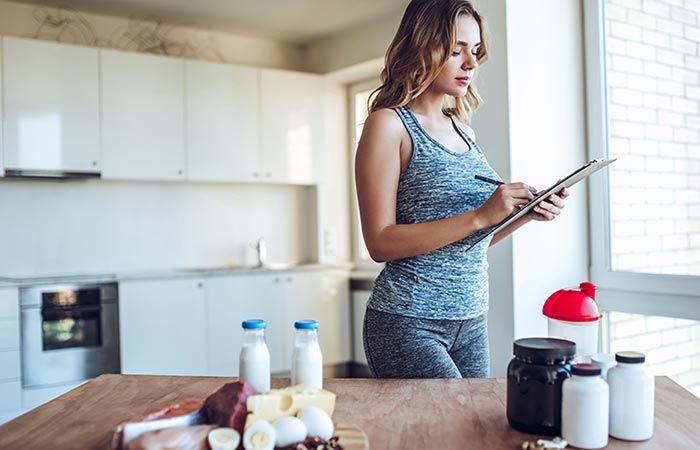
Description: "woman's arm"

(355, 110), (535, 262)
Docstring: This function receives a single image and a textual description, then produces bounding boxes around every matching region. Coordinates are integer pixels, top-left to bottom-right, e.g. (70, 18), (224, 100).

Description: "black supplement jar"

(506, 337), (576, 435)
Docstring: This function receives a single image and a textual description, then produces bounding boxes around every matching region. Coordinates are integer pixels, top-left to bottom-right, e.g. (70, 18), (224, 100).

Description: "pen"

(474, 174), (504, 186)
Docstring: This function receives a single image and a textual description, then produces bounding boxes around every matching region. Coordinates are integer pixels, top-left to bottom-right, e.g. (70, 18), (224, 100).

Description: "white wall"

(469, 0), (589, 376)
(0, 181), (315, 277)
(303, 12), (403, 74)
(506, 0), (589, 341)
(0, 0), (304, 70)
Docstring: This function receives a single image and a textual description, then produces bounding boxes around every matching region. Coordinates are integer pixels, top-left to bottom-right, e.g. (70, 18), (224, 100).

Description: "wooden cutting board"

(336, 424), (369, 450)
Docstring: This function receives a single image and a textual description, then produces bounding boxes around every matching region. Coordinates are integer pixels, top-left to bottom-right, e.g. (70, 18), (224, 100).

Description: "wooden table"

(0, 375), (698, 449)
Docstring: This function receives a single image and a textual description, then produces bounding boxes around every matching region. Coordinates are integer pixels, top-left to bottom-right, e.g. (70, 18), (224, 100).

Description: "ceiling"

(9, 0), (409, 44)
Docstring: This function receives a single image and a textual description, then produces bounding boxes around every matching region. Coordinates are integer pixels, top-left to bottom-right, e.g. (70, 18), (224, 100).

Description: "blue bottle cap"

(242, 319), (267, 330)
(294, 320), (319, 330)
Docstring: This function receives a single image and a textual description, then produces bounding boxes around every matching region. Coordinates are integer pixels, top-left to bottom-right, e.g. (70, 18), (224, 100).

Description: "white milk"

(239, 320), (271, 393)
(240, 343), (270, 393)
(291, 321), (323, 389)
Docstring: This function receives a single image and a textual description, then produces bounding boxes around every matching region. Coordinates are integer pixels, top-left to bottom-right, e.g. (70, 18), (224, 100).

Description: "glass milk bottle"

(291, 320), (323, 389)
(239, 319), (271, 393)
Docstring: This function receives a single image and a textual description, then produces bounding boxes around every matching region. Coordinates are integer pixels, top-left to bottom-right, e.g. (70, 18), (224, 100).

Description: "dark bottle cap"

(572, 363), (602, 376)
(513, 337), (576, 363)
(615, 351), (645, 364)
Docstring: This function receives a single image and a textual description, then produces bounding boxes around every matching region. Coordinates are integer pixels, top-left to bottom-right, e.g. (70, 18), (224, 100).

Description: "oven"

(20, 283), (120, 388)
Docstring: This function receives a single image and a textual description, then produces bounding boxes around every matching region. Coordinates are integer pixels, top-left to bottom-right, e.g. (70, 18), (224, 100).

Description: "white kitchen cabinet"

(259, 69), (322, 184)
(101, 49), (185, 181)
(2, 37), (100, 173)
(119, 278), (208, 375)
(283, 271), (351, 366)
(185, 60), (259, 182)
(0, 288), (21, 413)
(351, 290), (372, 365)
(204, 274), (287, 375)
(0, 39), (3, 177)
(0, 381), (21, 413)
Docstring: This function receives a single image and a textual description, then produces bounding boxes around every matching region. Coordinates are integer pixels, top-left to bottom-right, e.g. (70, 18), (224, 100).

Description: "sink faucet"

(252, 237), (267, 267)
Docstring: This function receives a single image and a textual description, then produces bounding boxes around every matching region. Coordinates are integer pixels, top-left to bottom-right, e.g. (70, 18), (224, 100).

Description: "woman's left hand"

(528, 188), (569, 221)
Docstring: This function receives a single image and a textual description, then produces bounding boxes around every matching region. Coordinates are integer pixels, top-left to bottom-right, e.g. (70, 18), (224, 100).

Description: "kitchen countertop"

(0, 262), (354, 287)
(0, 375), (698, 449)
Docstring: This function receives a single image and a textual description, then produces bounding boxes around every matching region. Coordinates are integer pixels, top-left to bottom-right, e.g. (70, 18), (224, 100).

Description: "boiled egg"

(297, 406), (334, 440)
(271, 416), (307, 447)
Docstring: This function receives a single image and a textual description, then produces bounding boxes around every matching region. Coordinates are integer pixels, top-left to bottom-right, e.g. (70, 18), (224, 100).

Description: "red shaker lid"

(542, 282), (601, 322)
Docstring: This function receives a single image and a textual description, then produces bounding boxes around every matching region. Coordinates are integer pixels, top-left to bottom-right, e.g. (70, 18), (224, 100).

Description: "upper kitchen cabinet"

(100, 49), (185, 181)
(2, 37), (100, 174)
(259, 69), (323, 184)
(185, 60), (259, 182)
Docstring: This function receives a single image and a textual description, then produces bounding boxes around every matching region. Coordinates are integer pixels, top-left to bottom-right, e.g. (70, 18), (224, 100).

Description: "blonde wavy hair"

(369, 0), (488, 123)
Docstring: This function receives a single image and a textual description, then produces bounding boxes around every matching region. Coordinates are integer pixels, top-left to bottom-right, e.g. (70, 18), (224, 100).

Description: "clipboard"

(467, 158), (617, 251)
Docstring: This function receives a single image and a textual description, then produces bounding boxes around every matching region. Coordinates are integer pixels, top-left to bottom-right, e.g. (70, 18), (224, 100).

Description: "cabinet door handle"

(286, 276), (292, 283)
(274, 277), (280, 283)
(178, 169), (183, 175)
(197, 282), (203, 288)
(265, 172), (271, 178)
(91, 160), (98, 167)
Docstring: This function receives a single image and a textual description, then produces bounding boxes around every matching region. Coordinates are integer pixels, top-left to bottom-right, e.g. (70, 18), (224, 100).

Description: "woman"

(356, 0), (569, 378)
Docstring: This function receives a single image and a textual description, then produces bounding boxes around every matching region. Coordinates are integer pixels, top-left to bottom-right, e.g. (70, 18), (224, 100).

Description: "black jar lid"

(615, 351), (645, 363)
(513, 337), (576, 362)
(572, 363), (602, 376)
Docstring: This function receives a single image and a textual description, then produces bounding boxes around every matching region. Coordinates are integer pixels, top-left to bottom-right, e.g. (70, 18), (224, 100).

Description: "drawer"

(0, 350), (21, 380)
(0, 381), (22, 412)
(0, 289), (19, 320)
(0, 320), (19, 350)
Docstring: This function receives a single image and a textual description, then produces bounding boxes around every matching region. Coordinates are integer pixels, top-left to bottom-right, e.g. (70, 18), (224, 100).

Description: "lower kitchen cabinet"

(351, 290), (372, 366)
(118, 271), (351, 377)
(204, 275), (286, 375)
(0, 288), (21, 413)
(119, 278), (208, 376)
(283, 272), (351, 366)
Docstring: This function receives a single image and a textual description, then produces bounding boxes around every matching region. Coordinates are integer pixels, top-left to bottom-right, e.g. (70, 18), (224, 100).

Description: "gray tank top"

(367, 106), (501, 320)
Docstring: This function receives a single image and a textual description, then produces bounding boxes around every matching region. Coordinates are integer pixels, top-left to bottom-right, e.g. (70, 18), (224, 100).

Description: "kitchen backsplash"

(0, 180), (316, 277)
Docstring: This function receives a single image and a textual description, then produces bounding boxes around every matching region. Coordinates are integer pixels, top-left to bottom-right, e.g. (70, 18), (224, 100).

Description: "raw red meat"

(203, 381), (259, 435)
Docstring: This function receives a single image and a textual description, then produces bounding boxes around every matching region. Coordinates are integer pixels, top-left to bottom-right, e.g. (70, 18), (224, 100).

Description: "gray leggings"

(363, 308), (490, 378)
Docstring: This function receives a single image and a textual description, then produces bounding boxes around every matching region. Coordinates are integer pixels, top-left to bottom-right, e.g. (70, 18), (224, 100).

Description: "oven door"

(21, 284), (121, 388)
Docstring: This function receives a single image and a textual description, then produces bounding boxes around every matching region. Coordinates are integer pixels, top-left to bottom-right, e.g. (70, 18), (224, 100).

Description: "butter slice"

(245, 384), (336, 430)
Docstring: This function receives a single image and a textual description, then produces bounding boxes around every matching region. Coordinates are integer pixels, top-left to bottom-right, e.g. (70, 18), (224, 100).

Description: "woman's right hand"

(476, 183), (537, 228)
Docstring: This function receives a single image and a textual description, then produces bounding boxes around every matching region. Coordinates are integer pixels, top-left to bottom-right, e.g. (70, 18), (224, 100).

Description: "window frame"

(348, 77), (383, 271)
(584, 0), (700, 320)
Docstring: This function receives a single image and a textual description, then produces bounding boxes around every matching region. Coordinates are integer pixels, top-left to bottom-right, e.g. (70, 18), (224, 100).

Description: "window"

(585, 0), (700, 397)
(349, 79), (382, 269)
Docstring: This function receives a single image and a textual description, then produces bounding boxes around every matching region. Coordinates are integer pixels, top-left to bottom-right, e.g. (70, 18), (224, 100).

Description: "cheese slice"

(245, 384), (336, 430)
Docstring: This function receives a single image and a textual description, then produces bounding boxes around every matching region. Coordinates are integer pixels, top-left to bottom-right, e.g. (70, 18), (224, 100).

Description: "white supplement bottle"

(239, 319), (271, 393)
(291, 320), (323, 389)
(561, 363), (609, 449)
(607, 351), (654, 441)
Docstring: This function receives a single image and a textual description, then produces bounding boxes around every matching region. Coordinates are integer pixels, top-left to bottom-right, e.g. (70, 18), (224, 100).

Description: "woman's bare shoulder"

(362, 108), (406, 138)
